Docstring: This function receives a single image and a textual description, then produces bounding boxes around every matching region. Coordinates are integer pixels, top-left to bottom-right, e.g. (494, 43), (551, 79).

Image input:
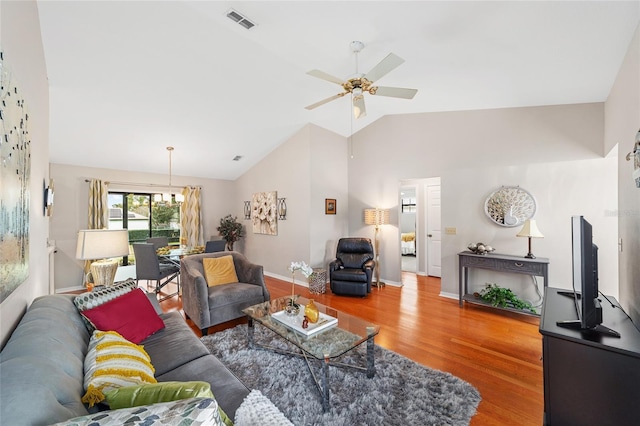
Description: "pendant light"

(155, 146), (184, 205)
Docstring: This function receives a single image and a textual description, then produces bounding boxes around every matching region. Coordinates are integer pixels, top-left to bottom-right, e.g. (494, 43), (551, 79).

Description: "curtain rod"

(84, 179), (200, 189)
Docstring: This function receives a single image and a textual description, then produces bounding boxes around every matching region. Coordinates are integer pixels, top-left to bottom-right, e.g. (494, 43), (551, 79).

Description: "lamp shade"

(76, 229), (130, 260)
(364, 208), (390, 226)
(516, 219), (544, 238)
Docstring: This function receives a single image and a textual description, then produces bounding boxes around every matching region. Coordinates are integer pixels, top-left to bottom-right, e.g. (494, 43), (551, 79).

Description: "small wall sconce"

(243, 201), (251, 220)
(277, 198), (287, 220)
(44, 179), (54, 216)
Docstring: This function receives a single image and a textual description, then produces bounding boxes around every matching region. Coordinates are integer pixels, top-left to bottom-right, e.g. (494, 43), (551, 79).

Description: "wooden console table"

(458, 251), (549, 315)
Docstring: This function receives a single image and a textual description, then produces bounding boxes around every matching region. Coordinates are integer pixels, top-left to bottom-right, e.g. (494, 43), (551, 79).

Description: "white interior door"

(426, 182), (441, 277)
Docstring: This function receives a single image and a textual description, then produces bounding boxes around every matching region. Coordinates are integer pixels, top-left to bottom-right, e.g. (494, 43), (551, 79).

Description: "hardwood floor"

(158, 273), (544, 425)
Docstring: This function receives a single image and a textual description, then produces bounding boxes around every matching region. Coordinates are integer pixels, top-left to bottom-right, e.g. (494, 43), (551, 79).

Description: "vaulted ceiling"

(37, 1), (639, 180)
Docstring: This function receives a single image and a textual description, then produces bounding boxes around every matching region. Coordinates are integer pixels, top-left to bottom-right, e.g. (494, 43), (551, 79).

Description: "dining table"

(156, 245), (205, 268)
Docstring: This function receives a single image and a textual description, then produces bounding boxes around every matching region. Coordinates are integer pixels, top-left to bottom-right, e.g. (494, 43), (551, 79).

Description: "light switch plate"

(445, 227), (457, 235)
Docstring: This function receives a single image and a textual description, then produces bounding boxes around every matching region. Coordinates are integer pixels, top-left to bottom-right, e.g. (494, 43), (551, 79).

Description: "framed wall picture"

(325, 199), (336, 215)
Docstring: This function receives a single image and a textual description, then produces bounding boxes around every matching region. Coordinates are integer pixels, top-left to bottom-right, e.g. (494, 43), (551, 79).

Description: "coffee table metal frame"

(243, 296), (379, 412)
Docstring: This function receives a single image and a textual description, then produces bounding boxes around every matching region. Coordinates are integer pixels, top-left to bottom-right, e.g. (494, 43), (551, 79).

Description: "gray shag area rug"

(201, 324), (481, 426)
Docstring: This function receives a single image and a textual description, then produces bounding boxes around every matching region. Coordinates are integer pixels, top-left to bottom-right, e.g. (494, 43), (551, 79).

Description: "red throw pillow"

(81, 288), (165, 343)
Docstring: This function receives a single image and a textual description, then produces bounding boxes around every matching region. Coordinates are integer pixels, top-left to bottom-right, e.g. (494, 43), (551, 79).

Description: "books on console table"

(272, 310), (338, 336)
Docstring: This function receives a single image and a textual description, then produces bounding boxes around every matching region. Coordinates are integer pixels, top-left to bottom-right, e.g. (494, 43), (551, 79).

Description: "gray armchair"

(180, 251), (269, 335)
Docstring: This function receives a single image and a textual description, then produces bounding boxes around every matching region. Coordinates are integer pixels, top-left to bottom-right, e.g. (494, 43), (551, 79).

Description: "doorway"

(400, 185), (417, 273)
(399, 178), (441, 277)
(425, 178), (441, 277)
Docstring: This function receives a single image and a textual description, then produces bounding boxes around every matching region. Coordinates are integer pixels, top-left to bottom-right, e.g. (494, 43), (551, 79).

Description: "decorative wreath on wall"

(484, 186), (536, 227)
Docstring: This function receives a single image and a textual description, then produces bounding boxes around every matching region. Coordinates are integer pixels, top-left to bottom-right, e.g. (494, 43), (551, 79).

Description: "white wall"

(49, 163), (236, 292)
(440, 155), (618, 301)
(0, 0), (50, 348)
(605, 24), (640, 323)
(309, 125), (350, 271)
(347, 103), (617, 298)
(236, 124), (348, 283)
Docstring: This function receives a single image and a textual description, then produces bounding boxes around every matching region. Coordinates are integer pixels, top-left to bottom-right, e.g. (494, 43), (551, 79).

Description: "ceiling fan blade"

(372, 86), (418, 99)
(306, 69), (345, 86)
(353, 94), (366, 119)
(305, 93), (346, 110)
(363, 53), (405, 83)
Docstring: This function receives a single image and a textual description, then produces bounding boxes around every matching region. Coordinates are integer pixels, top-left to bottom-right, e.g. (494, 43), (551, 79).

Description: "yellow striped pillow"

(82, 330), (157, 407)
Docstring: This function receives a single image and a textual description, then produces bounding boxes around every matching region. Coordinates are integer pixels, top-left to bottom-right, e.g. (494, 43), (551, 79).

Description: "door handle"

(428, 234), (433, 238)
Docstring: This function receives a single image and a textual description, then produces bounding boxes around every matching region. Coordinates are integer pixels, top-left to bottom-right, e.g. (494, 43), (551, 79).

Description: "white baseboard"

(56, 285), (85, 294)
(264, 271), (310, 288)
(439, 291), (459, 300)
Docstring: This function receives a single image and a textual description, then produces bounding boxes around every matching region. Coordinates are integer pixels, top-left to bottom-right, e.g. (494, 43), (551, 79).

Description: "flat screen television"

(556, 215), (620, 337)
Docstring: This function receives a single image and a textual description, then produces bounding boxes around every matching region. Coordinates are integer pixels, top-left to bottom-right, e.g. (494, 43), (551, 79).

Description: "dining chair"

(146, 236), (169, 250)
(132, 243), (180, 301)
(205, 240), (226, 253)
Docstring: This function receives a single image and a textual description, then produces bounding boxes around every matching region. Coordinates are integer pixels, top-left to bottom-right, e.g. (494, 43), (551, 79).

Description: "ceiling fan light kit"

(305, 41), (418, 118)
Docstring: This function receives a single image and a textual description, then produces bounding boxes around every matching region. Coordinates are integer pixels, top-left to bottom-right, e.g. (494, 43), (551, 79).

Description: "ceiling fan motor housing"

(343, 77), (376, 95)
(350, 40), (365, 53)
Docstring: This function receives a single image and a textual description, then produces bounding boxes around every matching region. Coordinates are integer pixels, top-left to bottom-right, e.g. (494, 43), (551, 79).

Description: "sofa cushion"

(156, 353), (250, 421)
(104, 381), (213, 409)
(208, 282), (265, 308)
(51, 397), (224, 426)
(331, 268), (368, 282)
(141, 311), (211, 376)
(82, 330), (157, 407)
(73, 279), (138, 332)
(203, 255), (239, 287)
(0, 295), (91, 425)
(81, 288), (165, 343)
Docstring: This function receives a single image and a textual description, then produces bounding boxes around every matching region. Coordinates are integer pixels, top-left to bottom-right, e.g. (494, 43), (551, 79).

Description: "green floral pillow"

(51, 397), (224, 426)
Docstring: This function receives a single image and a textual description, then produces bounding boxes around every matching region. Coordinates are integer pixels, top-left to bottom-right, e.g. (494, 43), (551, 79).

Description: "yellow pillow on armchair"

(203, 255), (239, 287)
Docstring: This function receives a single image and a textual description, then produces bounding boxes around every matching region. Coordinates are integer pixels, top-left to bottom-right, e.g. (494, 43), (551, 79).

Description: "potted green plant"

(476, 283), (536, 313)
(217, 214), (244, 251)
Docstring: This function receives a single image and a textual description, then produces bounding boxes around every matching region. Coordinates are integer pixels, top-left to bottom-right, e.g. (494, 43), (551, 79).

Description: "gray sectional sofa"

(0, 293), (251, 425)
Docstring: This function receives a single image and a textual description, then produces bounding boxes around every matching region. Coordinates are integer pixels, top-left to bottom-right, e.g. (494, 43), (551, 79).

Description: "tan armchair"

(180, 251), (269, 335)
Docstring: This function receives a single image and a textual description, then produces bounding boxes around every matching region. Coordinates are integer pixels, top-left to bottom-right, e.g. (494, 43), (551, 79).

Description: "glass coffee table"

(242, 296), (380, 411)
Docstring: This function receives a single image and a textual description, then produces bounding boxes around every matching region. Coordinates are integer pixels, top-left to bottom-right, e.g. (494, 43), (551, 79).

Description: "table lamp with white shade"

(76, 229), (130, 287)
(516, 219), (544, 259)
(364, 208), (390, 288)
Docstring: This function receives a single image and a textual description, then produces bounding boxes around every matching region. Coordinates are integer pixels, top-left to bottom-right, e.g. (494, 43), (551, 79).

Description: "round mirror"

(484, 186), (536, 227)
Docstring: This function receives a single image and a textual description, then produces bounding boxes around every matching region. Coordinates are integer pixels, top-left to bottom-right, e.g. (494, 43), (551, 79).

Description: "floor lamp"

(364, 208), (390, 288)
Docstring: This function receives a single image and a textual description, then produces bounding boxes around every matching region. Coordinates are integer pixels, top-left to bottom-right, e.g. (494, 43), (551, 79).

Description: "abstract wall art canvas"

(251, 191), (277, 235)
(0, 52), (31, 303)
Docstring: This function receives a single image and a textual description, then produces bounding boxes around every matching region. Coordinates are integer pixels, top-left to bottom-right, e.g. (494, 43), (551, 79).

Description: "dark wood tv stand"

(540, 288), (640, 425)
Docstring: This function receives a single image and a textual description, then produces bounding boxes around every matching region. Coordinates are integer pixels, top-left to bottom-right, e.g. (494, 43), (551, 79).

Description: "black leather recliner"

(329, 237), (375, 297)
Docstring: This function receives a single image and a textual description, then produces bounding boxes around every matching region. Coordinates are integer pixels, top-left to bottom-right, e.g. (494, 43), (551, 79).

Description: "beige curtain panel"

(180, 186), (203, 247)
(85, 179), (109, 275)
(88, 179), (108, 229)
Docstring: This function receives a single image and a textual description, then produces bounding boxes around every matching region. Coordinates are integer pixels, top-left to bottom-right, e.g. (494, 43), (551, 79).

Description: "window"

(108, 192), (181, 245)
(402, 197), (416, 213)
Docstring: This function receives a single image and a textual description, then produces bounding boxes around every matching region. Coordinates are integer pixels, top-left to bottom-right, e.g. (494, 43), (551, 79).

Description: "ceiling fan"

(305, 41), (418, 119)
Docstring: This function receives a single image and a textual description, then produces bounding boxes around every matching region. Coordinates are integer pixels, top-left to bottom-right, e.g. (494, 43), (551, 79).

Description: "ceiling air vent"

(226, 9), (256, 30)
(232, 155), (243, 161)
